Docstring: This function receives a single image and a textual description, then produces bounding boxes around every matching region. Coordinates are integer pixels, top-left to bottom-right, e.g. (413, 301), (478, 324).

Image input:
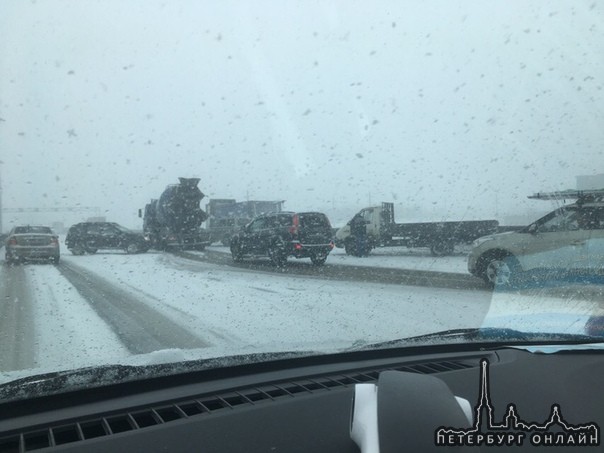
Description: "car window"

(360, 209), (374, 223)
(274, 214), (294, 227)
(249, 218), (267, 232)
(263, 215), (281, 229)
(12, 226), (52, 234)
(298, 213), (330, 229)
(578, 208), (604, 230)
(85, 225), (102, 235)
(99, 225), (117, 236)
(536, 208), (580, 233)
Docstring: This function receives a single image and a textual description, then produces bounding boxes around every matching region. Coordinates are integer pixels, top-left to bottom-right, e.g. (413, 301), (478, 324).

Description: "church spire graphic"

(474, 358), (494, 431)
(435, 359), (600, 447)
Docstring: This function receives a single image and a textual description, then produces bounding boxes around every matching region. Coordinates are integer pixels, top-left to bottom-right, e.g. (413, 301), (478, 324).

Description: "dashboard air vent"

(0, 358), (475, 452)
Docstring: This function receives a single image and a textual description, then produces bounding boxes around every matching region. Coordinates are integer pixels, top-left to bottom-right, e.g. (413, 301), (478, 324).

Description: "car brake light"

(329, 241), (335, 249)
(51, 236), (59, 245)
(294, 243), (303, 250)
(289, 214), (299, 235)
(8, 237), (17, 245)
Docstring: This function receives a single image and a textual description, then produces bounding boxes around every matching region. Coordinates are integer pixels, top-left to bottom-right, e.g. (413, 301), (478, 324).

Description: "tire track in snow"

(0, 264), (36, 371)
(56, 262), (210, 354)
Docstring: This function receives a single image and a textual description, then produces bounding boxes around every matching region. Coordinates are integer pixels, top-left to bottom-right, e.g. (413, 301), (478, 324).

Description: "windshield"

(1, 0), (603, 399)
(298, 213), (331, 229)
(11, 226), (53, 235)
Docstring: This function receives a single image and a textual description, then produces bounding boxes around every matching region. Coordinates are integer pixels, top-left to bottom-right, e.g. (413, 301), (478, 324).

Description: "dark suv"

(66, 222), (149, 255)
(229, 212), (334, 266)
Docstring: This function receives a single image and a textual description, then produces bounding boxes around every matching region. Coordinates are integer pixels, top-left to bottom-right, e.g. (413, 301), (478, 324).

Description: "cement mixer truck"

(140, 177), (210, 250)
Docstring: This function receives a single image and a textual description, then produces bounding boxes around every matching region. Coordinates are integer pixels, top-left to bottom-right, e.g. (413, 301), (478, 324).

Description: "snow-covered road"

(1, 249), (493, 381)
(2, 245), (600, 385)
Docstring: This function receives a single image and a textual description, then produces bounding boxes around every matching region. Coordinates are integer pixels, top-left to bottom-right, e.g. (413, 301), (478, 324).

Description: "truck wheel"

(268, 239), (287, 267)
(481, 253), (520, 288)
(125, 242), (140, 254)
(430, 242), (454, 256)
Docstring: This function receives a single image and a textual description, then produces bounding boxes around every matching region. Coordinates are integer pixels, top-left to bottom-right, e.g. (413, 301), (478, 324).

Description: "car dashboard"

(0, 346), (602, 452)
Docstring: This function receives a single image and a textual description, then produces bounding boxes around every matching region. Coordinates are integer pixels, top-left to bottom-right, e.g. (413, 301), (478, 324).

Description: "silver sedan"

(5, 226), (60, 264)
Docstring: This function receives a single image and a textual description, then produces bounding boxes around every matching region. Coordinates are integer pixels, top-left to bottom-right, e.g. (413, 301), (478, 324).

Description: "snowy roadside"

(206, 244), (470, 274)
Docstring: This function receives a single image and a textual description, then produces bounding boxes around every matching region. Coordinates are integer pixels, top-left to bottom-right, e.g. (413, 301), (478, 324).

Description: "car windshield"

(298, 213), (331, 229)
(1, 0), (603, 400)
(12, 226), (53, 235)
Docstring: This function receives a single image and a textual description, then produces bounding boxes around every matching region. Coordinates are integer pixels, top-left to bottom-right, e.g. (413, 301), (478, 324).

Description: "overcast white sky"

(1, 0), (603, 229)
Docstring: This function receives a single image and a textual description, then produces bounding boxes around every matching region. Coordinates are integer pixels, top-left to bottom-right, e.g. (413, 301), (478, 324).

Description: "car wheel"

(85, 243), (98, 254)
(482, 253), (520, 288)
(310, 252), (327, 266)
(268, 238), (287, 266)
(70, 246), (85, 256)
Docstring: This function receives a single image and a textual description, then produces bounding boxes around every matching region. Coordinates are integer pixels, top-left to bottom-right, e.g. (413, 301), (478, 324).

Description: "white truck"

(335, 202), (499, 256)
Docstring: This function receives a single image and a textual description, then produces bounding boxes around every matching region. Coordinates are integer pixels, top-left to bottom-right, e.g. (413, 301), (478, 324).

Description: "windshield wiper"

(352, 327), (604, 351)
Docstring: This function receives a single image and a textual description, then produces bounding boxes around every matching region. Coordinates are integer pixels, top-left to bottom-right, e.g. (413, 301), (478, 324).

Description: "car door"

(244, 217), (267, 254)
(520, 207), (590, 271)
(99, 224), (122, 249)
(259, 215), (280, 251)
(83, 224), (103, 249)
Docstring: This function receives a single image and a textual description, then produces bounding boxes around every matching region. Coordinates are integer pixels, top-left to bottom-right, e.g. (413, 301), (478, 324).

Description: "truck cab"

(335, 206), (386, 256)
